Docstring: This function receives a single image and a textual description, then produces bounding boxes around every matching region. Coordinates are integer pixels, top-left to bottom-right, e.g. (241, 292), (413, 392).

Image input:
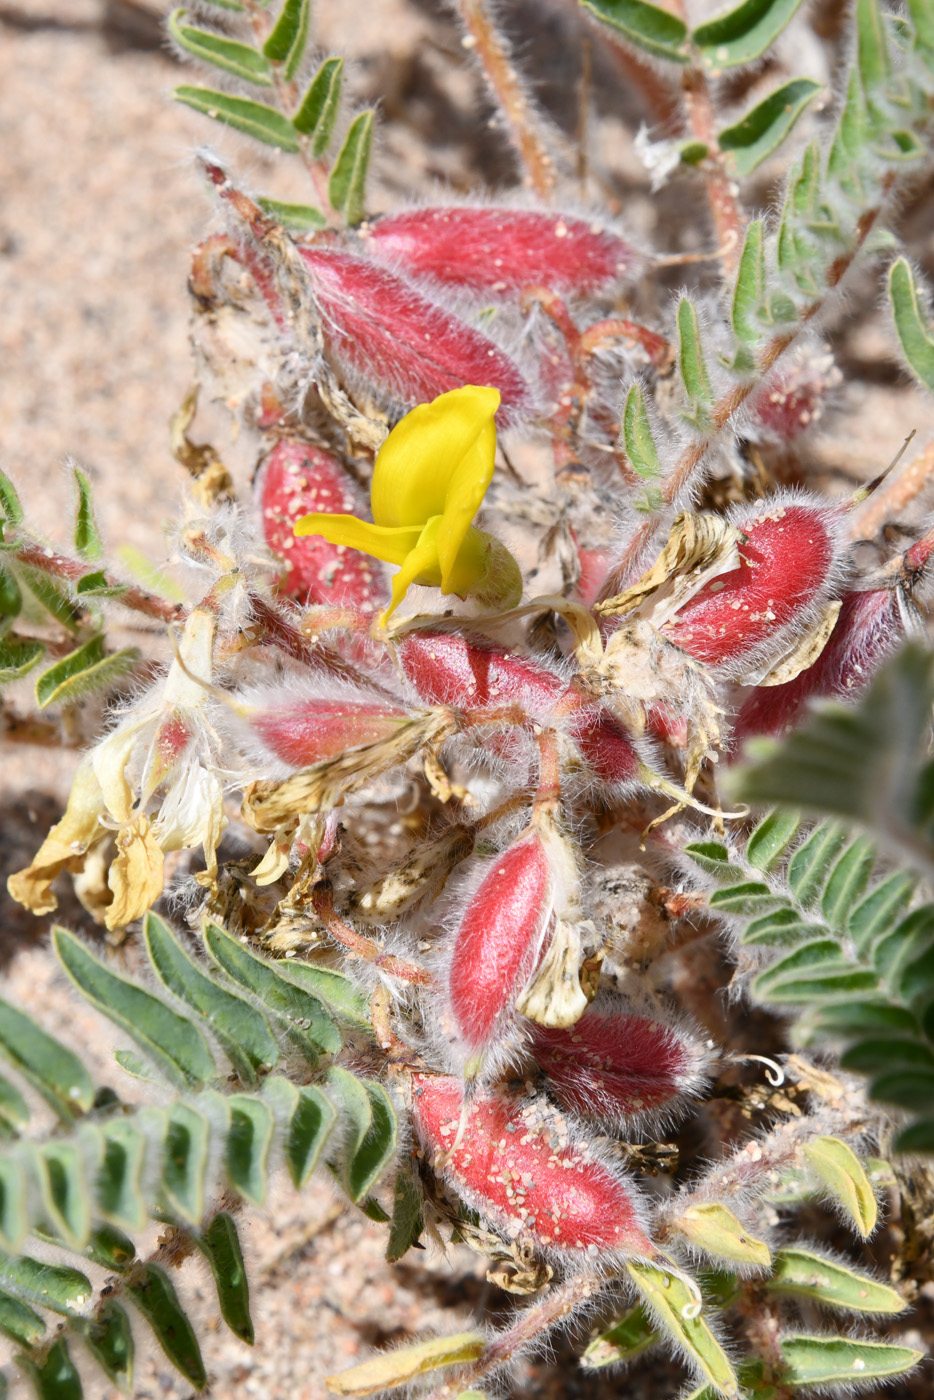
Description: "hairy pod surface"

(297, 247), (532, 418)
(565, 704), (641, 788)
(362, 206), (637, 299)
(660, 503), (838, 666)
(258, 439), (386, 607)
(248, 696), (413, 768)
(411, 1074), (655, 1255)
(398, 630), (566, 716)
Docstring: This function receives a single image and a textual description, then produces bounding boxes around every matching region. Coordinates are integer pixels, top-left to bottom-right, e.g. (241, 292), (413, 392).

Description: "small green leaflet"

(257, 198), (327, 233)
(0, 636), (44, 683)
(779, 1334), (921, 1385)
(0, 471), (23, 529)
(35, 635), (139, 709)
(719, 78), (822, 176)
(176, 86), (300, 152)
(72, 467), (103, 561)
(293, 57), (344, 154)
(328, 111), (375, 225)
(200, 1212), (254, 1345)
(169, 8), (273, 85)
(622, 384), (662, 479)
(693, 0), (808, 69)
(580, 0), (689, 62)
(889, 257), (934, 391)
(677, 297), (714, 412)
(263, 0), (311, 81)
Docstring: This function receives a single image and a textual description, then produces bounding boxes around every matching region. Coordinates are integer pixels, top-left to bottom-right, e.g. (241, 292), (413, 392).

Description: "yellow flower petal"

(294, 514), (423, 567)
(370, 385), (500, 529)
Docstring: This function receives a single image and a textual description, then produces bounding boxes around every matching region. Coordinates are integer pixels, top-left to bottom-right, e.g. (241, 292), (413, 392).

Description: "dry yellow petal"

(105, 815), (165, 931)
(7, 757), (105, 915)
(325, 1332), (486, 1396)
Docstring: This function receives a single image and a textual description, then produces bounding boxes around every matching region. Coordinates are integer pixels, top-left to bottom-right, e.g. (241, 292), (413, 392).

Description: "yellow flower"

(294, 385), (522, 623)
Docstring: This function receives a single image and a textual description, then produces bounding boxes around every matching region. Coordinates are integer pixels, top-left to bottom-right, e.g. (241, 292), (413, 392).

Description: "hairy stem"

(13, 542), (185, 625)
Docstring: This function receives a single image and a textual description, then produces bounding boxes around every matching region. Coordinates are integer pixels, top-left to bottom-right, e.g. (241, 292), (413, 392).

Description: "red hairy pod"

(746, 344), (841, 442)
(258, 439), (386, 607)
(660, 502), (838, 667)
(565, 704), (640, 788)
(447, 830), (554, 1058)
(530, 1002), (705, 1126)
(362, 206), (638, 300)
(248, 695), (412, 768)
(411, 1074), (656, 1256)
(730, 587), (901, 747)
(297, 247), (532, 420)
(398, 631), (566, 717)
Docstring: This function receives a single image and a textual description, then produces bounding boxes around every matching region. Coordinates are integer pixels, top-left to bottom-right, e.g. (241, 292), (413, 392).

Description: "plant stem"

(14, 543), (185, 624)
(681, 65), (745, 277)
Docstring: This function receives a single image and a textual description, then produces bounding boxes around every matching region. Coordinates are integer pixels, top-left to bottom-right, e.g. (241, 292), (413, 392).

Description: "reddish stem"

(14, 543), (185, 625)
(312, 886), (432, 985)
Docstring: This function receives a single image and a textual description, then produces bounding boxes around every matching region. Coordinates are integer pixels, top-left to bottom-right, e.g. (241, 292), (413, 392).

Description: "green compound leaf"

(622, 384), (662, 480)
(328, 111), (375, 226)
(693, 0), (808, 68)
(580, 0), (689, 62)
(745, 809), (802, 871)
(731, 219), (766, 343)
(202, 919), (341, 1059)
(273, 957), (371, 1029)
(856, 0), (891, 93)
(97, 1119), (147, 1233)
(293, 56), (344, 152)
(54, 927), (217, 1090)
(326, 1067), (397, 1203)
(263, 0), (310, 80)
(35, 1140), (91, 1251)
(71, 467), (103, 561)
(0, 471), (23, 529)
(175, 86), (300, 151)
(126, 1263), (207, 1390)
(15, 1338), (82, 1400)
(803, 1136), (878, 1237)
(35, 635), (139, 709)
(582, 1304), (659, 1368)
(200, 1212), (254, 1345)
(0, 1250), (91, 1316)
(626, 1261), (738, 1397)
(779, 1334), (921, 1385)
(821, 836), (875, 925)
(889, 257), (934, 391)
(224, 1092), (275, 1205)
(386, 1158), (425, 1264)
(257, 197), (327, 232)
(768, 1247), (906, 1313)
(676, 297), (713, 412)
(169, 8), (272, 84)
(786, 823), (847, 908)
(162, 1102), (211, 1225)
(79, 1301), (135, 1390)
(263, 1075), (337, 1187)
(0, 1288), (44, 1345)
(0, 997), (94, 1122)
(144, 912), (280, 1084)
(719, 78), (822, 176)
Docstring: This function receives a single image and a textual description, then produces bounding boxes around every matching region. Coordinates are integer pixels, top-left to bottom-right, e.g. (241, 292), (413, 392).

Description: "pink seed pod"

(297, 247), (532, 422)
(257, 439), (386, 608)
(398, 631), (566, 717)
(565, 703), (640, 789)
(660, 501), (839, 668)
(446, 830), (554, 1058)
(530, 999), (707, 1128)
(246, 693), (412, 769)
(730, 587), (901, 748)
(411, 1074), (656, 1257)
(361, 206), (638, 300)
(746, 344), (841, 443)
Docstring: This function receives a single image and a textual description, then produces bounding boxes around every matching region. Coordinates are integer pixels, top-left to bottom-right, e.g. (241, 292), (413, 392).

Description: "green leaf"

(386, 1159), (424, 1263)
(71, 467), (103, 561)
(803, 1136), (877, 1237)
(731, 219), (766, 343)
(36, 1140), (91, 1250)
(692, 0), (808, 68)
(581, 1304), (659, 1368)
(779, 1334), (920, 1385)
(0, 471), (23, 529)
(754, 939), (850, 997)
(684, 841), (743, 879)
(622, 384), (662, 480)
(264, 1076), (336, 1188)
(709, 882), (783, 916)
(821, 837), (876, 925)
(0, 1288), (44, 1345)
(872, 904), (934, 980)
(144, 913), (280, 1084)
(754, 966), (879, 1003)
(85, 1223), (137, 1272)
(202, 920), (340, 1058)
(719, 78), (822, 176)
(35, 636), (139, 709)
(225, 1092), (275, 1206)
(328, 110), (375, 225)
(745, 809), (801, 871)
(162, 1102), (211, 1225)
(15, 1338), (82, 1400)
(169, 8), (272, 84)
(326, 1333), (487, 1396)
(848, 869), (918, 951)
(809, 1001), (920, 1036)
(97, 1119), (147, 1233)
(74, 570), (126, 599)
(0, 561), (22, 623)
(271, 957), (371, 1030)
(126, 1263), (207, 1390)
(856, 0), (891, 92)
(889, 257), (934, 391)
(16, 565), (81, 633)
(677, 297), (713, 411)
(200, 1212), (254, 1345)
(907, 0), (934, 52)
(326, 1068), (397, 1203)
(895, 1117), (934, 1151)
(80, 1301), (135, 1390)
(0, 997), (94, 1122)
(54, 927), (217, 1089)
(870, 1066), (934, 1110)
(675, 1202), (771, 1267)
(0, 1076), (28, 1136)
(840, 1037), (934, 1073)
(786, 823), (848, 907)
(175, 86), (300, 151)
(262, 0), (310, 79)
(256, 198), (327, 232)
(580, 0), (690, 61)
(626, 1261), (738, 1396)
(0, 1250), (91, 1315)
(292, 57), (344, 152)
(741, 907), (816, 947)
